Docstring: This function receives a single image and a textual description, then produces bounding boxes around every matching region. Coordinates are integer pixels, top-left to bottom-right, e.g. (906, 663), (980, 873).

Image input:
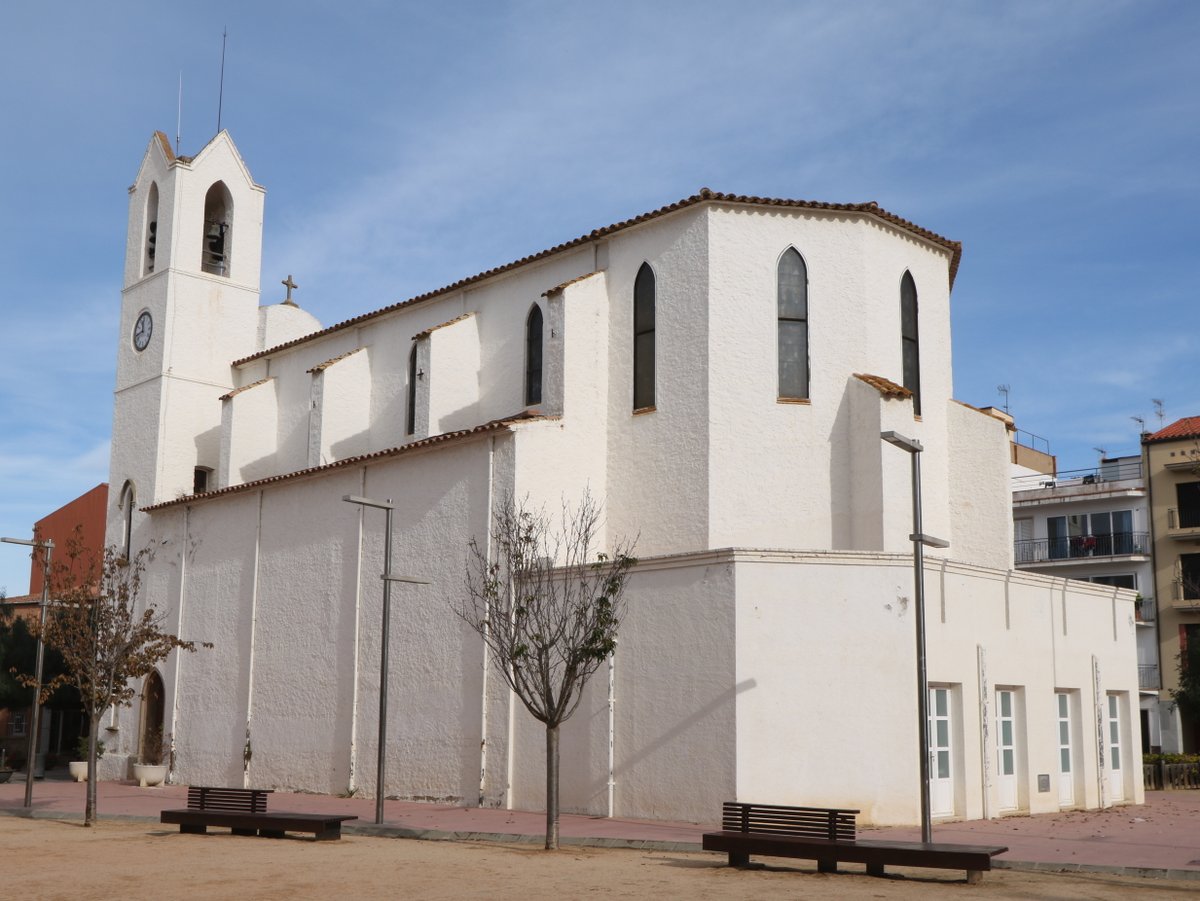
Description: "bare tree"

(26, 541), (208, 825)
(459, 492), (636, 849)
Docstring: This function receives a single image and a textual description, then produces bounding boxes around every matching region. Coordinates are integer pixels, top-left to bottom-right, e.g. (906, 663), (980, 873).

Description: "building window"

(193, 466), (213, 494)
(1176, 482), (1200, 529)
(1047, 510), (1138, 559)
(900, 271), (921, 415)
(777, 247), (809, 399)
(144, 182), (159, 277)
(119, 480), (136, 559)
(9, 711), (26, 737)
(525, 304), (543, 406)
(633, 262), (655, 410)
(201, 182), (233, 277)
(405, 344), (418, 436)
(1180, 554), (1200, 601)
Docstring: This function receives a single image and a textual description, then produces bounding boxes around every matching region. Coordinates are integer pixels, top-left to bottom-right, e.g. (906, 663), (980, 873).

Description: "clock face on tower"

(132, 311), (153, 352)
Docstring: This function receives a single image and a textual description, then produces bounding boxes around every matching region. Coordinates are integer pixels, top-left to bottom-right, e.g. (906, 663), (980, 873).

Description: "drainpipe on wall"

(167, 505), (190, 782)
(479, 436), (495, 808)
(607, 644), (616, 818)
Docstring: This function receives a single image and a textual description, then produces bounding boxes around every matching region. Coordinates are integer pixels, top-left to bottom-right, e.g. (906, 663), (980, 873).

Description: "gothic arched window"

(406, 344), (418, 436)
(201, 182), (233, 277)
(633, 263), (655, 410)
(900, 271), (921, 415)
(144, 182), (159, 277)
(119, 480), (136, 560)
(525, 305), (543, 406)
(777, 247), (809, 399)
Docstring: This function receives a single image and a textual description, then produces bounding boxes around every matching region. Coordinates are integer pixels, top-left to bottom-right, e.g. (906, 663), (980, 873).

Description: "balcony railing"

(1167, 507), (1200, 530)
(1136, 598), (1157, 623)
(1014, 531), (1149, 564)
(1138, 664), (1160, 691)
(1012, 460), (1143, 492)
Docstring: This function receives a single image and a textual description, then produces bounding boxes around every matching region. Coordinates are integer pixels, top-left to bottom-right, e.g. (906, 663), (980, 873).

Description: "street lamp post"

(342, 495), (429, 825)
(1, 536), (54, 808)
(880, 431), (949, 845)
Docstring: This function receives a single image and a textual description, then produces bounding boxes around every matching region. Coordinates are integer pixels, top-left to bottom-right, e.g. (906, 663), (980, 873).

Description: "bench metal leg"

(232, 827), (257, 836)
(260, 829), (286, 839)
(180, 824), (206, 835)
(817, 858), (837, 874)
(866, 863), (885, 877)
(728, 851), (750, 868)
(966, 870), (983, 885)
(315, 827), (341, 841)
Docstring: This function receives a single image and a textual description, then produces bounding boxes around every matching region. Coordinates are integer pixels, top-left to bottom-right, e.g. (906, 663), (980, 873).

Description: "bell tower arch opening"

(201, 181), (234, 277)
(143, 182), (159, 277)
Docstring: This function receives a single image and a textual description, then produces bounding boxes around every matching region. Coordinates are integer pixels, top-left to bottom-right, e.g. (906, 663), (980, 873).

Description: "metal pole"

(25, 541), (52, 808)
(909, 451), (932, 844)
(376, 503), (393, 826)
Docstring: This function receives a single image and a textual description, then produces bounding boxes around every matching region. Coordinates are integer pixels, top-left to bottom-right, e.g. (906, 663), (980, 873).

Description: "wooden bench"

(702, 801), (1008, 884)
(161, 786), (357, 841)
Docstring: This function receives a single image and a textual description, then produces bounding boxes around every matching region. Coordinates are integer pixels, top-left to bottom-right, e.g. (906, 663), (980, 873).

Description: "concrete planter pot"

(68, 761), (88, 783)
(132, 763), (168, 787)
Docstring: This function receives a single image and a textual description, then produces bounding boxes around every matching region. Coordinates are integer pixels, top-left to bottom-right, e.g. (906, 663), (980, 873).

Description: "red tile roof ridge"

(853, 372), (912, 399)
(231, 191), (961, 368)
(413, 312), (475, 341)
(1146, 415), (1200, 443)
(219, 377), (272, 401)
(141, 412), (561, 512)
(543, 271), (602, 297)
(307, 346), (365, 374)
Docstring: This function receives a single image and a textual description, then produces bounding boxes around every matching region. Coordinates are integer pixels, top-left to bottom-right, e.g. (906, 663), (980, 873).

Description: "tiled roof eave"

(232, 190), (961, 368)
(140, 412), (559, 512)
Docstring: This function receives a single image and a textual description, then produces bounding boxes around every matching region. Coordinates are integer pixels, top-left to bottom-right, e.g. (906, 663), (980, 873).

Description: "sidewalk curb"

(4, 806), (1198, 880)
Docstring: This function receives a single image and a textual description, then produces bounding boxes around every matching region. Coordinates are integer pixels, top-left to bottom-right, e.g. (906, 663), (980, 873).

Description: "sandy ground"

(6, 817), (1200, 900)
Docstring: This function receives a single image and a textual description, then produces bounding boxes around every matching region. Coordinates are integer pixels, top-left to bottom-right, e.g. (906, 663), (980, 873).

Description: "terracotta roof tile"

(413, 312), (474, 341)
(232, 190), (960, 368)
(1146, 416), (1200, 443)
(307, 347), (364, 374)
(141, 411), (558, 512)
(543, 271), (601, 297)
(853, 373), (912, 400)
(219, 377), (272, 401)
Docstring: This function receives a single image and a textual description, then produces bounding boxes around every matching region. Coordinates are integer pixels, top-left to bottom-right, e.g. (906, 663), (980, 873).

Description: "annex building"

(100, 131), (1142, 825)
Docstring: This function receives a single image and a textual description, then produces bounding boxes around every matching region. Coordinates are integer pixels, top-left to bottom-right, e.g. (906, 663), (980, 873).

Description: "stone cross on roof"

(282, 274), (299, 306)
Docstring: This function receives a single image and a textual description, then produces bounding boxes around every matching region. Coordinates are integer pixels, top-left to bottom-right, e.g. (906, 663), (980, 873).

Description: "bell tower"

(107, 131), (265, 554)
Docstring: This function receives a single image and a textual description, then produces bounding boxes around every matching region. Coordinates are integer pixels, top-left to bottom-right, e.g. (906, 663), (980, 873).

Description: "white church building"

(102, 130), (1142, 825)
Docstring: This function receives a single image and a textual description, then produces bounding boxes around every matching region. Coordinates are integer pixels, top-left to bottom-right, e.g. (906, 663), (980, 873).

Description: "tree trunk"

(85, 715), (100, 826)
(545, 721), (559, 850)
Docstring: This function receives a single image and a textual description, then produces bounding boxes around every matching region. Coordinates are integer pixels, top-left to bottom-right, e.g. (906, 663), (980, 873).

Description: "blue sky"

(1, 1), (1197, 595)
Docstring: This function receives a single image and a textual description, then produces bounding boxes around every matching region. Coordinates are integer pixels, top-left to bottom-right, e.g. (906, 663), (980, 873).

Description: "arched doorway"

(139, 671), (166, 765)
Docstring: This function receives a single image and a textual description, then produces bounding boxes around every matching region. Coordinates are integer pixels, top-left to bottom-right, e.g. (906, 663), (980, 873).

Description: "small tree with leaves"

(1171, 629), (1200, 749)
(459, 492), (635, 849)
(27, 542), (208, 825)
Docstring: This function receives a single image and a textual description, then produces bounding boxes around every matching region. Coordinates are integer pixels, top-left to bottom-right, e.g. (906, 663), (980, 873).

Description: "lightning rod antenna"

(216, 27), (227, 135)
(176, 72), (183, 156)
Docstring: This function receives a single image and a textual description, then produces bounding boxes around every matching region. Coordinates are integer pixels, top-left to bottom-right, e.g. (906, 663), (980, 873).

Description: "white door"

(1056, 692), (1074, 807)
(1107, 694), (1124, 802)
(996, 690), (1018, 810)
(929, 687), (954, 817)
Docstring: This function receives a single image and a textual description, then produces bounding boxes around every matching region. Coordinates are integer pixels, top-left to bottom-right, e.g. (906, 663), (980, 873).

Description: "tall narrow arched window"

(119, 480), (136, 560)
(201, 181), (233, 277)
(900, 271), (921, 415)
(633, 263), (655, 410)
(525, 304), (543, 406)
(777, 247), (809, 399)
(144, 182), (159, 277)
(405, 344), (418, 436)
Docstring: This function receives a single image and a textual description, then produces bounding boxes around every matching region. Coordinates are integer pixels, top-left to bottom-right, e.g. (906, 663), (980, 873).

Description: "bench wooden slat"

(704, 801), (1007, 883)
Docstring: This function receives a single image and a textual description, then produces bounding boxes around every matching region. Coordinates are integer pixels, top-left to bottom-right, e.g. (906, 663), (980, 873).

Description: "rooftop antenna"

(997, 384), (1011, 414)
(175, 72), (183, 156)
(1093, 446), (1107, 461)
(1152, 398), (1165, 429)
(216, 27), (227, 135)
(1132, 415), (1145, 436)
